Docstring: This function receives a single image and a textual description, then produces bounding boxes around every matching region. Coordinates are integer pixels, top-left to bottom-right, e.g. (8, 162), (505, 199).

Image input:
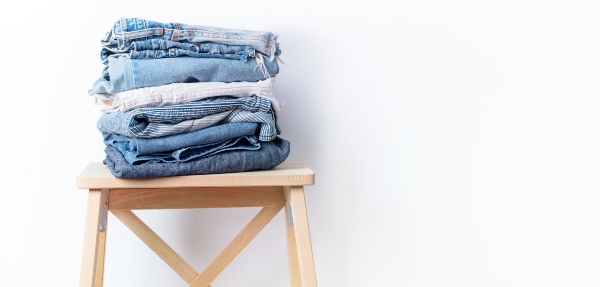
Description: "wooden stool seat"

(76, 159), (317, 287)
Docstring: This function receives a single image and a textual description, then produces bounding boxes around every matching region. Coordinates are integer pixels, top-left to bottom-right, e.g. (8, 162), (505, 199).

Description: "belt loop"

(172, 23), (181, 41)
(122, 27), (164, 40)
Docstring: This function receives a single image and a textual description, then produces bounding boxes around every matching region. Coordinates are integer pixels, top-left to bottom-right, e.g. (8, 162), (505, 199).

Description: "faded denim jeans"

(103, 122), (261, 165)
(103, 137), (290, 178)
(102, 39), (255, 63)
(89, 56), (279, 95)
(101, 18), (280, 61)
(97, 96), (279, 141)
(111, 135), (260, 165)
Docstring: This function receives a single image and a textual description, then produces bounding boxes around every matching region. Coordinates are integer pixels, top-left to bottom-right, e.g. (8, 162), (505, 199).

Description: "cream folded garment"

(93, 77), (281, 113)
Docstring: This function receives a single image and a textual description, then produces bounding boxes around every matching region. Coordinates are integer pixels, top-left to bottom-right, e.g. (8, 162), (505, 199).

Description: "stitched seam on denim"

(175, 30), (269, 43)
(122, 27), (164, 40)
(112, 19), (272, 42)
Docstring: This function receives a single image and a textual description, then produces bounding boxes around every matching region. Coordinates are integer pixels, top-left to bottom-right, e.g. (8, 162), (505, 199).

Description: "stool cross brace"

(77, 159), (317, 287)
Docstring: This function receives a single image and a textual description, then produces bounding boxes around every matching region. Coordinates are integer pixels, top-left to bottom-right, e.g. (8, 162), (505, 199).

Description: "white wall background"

(0, 1), (599, 286)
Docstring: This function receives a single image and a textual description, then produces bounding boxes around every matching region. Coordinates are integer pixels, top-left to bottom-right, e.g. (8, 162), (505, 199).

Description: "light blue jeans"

(101, 39), (254, 64)
(101, 18), (280, 60)
(97, 96), (279, 141)
(103, 122), (261, 165)
(112, 135), (260, 165)
(89, 56), (279, 95)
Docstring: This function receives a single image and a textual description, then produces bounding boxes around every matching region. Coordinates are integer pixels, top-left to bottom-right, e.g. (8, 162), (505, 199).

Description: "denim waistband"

(93, 77), (279, 113)
(102, 18), (281, 59)
(101, 40), (255, 64)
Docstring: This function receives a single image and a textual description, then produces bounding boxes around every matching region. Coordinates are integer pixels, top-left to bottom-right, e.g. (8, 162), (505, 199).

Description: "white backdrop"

(0, 1), (599, 286)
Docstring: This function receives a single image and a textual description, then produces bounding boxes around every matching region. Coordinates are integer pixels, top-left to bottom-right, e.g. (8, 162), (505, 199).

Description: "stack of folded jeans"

(88, 18), (290, 178)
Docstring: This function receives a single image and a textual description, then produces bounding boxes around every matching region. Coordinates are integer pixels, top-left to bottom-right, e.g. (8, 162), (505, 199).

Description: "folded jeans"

(93, 77), (280, 113)
(103, 122), (261, 165)
(104, 122), (260, 155)
(97, 96), (279, 141)
(103, 137), (290, 178)
(101, 39), (255, 64)
(89, 56), (279, 95)
(101, 18), (280, 61)
(111, 135), (261, 165)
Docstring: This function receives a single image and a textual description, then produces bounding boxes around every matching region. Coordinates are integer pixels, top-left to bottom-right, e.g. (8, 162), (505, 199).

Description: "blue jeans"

(89, 56), (279, 95)
(101, 39), (254, 64)
(96, 96), (279, 141)
(111, 136), (260, 165)
(103, 137), (290, 178)
(103, 122), (260, 165)
(101, 18), (281, 61)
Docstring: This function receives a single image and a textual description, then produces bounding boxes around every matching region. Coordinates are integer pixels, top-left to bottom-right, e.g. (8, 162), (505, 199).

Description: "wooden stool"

(76, 159), (317, 287)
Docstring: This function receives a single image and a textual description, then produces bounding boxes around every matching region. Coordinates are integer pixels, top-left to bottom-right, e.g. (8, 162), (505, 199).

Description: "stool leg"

(285, 201), (302, 287)
(284, 186), (317, 287)
(80, 189), (109, 287)
(94, 212), (108, 286)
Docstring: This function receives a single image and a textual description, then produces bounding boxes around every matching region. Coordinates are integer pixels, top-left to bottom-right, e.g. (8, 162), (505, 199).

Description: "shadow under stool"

(76, 159), (317, 287)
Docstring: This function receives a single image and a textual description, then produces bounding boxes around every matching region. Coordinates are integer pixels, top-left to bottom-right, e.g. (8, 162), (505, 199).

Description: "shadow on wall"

(274, 30), (323, 165)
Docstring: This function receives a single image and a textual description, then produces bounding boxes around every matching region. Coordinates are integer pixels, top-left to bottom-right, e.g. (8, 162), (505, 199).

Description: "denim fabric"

(93, 77), (280, 113)
(101, 18), (280, 60)
(104, 122), (260, 155)
(97, 96), (279, 140)
(89, 56), (279, 95)
(112, 135), (260, 165)
(104, 122), (260, 165)
(101, 39), (254, 64)
(103, 137), (290, 178)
